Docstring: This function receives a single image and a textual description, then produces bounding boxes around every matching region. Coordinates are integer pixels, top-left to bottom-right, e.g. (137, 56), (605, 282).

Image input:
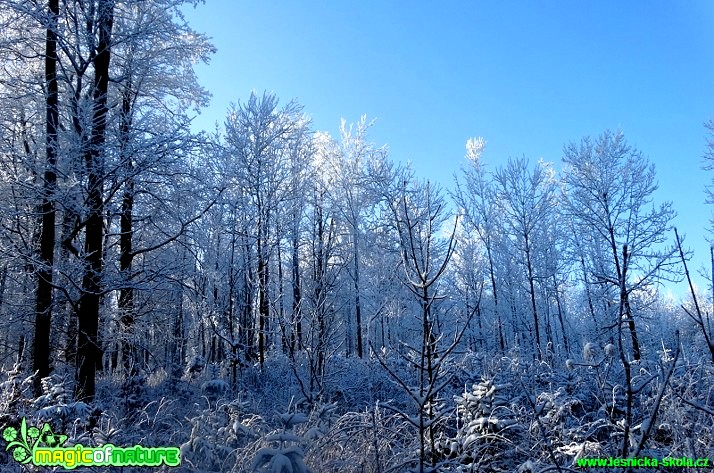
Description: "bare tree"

(224, 91), (305, 365)
(494, 156), (558, 360)
(675, 228), (714, 362)
(30, 0), (60, 397)
(376, 177), (468, 473)
(109, 0), (213, 378)
(323, 116), (388, 358)
(452, 138), (506, 353)
(73, 0), (115, 402)
(562, 129), (677, 362)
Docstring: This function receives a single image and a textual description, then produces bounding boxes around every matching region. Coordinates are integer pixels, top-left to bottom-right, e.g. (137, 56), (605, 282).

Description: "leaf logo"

(38, 422), (67, 448)
(3, 418), (67, 465)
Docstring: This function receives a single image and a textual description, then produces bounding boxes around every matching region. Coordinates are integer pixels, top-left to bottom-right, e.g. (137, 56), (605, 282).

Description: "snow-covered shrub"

(583, 342), (596, 362)
(202, 378), (230, 402)
(306, 404), (412, 473)
(0, 364), (32, 418)
(446, 378), (525, 470)
(0, 365), (33, 470)
(185, 353), (206, 380)
(643, 360), (714, 460)
(180, 398), (262, 472)
(251, 410), (312, 473)
(71, 408), (122, 448)
(33, 375), (90, 432)
(240, 352), (299, 408)
(301, 400), (338, 440)
(252, 444), (311, 473)
(528, 383), (611, 467)
(120, 368), (147, 424)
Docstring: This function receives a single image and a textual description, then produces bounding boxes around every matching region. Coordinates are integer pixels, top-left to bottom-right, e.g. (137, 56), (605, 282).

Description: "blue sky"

(183, 1), (714, 293)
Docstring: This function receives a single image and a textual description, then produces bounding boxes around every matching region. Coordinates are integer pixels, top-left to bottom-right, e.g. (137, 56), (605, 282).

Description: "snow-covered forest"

(0, 1), (713, 472)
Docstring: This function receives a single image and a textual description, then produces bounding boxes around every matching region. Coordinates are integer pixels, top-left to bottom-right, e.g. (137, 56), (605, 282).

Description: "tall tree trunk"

(485, 242), (504, 353)
(580, 253), (598, 328)
(0, 264), (6, 323)
(75, 0), (114, 402)
(62, 69), (86, 367)
(241, 237), (254, 359)
(291, 222), (302, 351)
(33, 0), (59, 397)
(552, 273), (569, 354)
(621, 245), (641, 361)
(257, 225), (268, 366)
(62, 211), (79, 365)
(353, 228), (363, 358)
(227, 218), (238, 385)
(277, 241), (287, 353)
(524, 234), (541, 360)
(313, 200), (328, 387)
(118, 83), (136, 376)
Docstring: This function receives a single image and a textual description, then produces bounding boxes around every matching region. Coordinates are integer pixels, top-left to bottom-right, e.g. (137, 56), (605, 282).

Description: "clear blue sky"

(183, 1), (714, 294)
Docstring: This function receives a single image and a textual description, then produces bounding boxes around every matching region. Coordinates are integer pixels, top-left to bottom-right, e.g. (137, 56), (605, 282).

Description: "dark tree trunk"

(257, 226), (269, 366)
(241, 238), (254, 359)
(118, 84), (136, 376)
(291, 225), (302, 351)
(524, 233), (541, 360)
(621, 245), (641, 361)
(33, 0), (60, 397)
(277, 242), (287, 353)
(62, 211), (79, 366)
(227, 221), (238, 386)
(75, 0), (114, 402)
(312, 199), (329, 389)
(552, 274), (569, 353)
(486, 242), (505, 352)
(353, 230), (363, 358)
(18, 335), (26, 366)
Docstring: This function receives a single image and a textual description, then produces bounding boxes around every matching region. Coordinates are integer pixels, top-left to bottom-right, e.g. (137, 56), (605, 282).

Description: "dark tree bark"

(75, 0), (114, 402)
(353, 229), (363, 358)
(523, 232), (541, 360)
(485, 242), (505, 352)
(257, 228), (269, 366)
(118, 83), (136, 376)
(241, 237), (254, 359)
(291, 219), (302, 351)
(33, 0), (60, 397)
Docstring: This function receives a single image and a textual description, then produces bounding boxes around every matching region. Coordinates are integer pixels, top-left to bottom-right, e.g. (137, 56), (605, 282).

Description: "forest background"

(0, 1), (713, 472)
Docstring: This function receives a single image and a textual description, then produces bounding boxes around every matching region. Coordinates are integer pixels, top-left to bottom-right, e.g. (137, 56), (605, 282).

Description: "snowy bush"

(180, 398), (262, 472)
(185, 353), (206, 380)
(306, 404), (412, 473)
(446, 378), (525, 470)
(120, 368), (147, 424)
(0, 364), (32, 419)
(202, 379), (230, 402)
(33, 375), (91, 432)
(250, 409), (312, 473)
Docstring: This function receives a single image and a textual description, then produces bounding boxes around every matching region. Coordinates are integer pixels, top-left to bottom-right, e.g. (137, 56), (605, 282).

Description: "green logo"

(3, 417), (180, 469)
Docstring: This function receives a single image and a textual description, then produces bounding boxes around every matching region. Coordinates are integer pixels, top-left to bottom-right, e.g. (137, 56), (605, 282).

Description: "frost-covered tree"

(563, 130), (680, 461)
(108, 0), (214, 380)
(29, 0), (60, 397)
(562, 130), (677, 361)
(452, 138), (506, 353)
(0, 8), (45, 384)
(377, 177), (467, 473)
(319, 116), (389, 358)
(223, 92), (306, 365)
(494, 156), (559, 360)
